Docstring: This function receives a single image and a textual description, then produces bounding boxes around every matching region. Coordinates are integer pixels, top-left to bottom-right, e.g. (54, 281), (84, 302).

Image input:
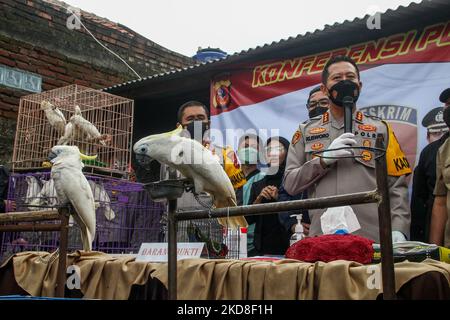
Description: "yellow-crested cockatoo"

(87, 180), (115, 221)
(48, 145), (98, 251)
(69, 106), (106, 145)
(133, 126), (247, 229)
(41, 100), (66, 134)
(57, 122), (74, 145)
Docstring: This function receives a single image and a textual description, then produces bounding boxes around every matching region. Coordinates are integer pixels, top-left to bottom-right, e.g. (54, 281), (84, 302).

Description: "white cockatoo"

(88, 180), (115, 221)
(69, 106), (106, 145)
(57, 122), (74, 145)
(133, 126), (247, 229)
(25, 176), (43, 205)
(40, 100), (66, 134)
(28, 178), (58, 211)
(25, 177), (115, 221)
(48, 145), (98, 251)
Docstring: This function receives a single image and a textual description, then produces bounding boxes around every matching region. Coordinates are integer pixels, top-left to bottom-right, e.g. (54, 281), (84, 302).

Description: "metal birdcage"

(12, 85), (134, 177)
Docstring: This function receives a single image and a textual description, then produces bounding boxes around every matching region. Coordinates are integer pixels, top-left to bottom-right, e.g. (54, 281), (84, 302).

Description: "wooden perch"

(0, 210), (61, 223)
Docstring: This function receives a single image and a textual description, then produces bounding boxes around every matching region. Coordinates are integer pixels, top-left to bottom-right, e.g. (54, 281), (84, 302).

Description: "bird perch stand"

(0, 207), (71, 297)
(143, 178), (195, 301)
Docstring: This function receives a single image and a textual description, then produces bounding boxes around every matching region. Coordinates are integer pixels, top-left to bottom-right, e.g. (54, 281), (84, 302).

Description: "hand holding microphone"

(321, 132), (357, 167)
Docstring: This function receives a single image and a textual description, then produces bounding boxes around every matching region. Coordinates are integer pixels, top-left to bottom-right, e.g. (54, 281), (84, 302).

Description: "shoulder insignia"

(356, 111), (363, 123)
(322, 112), (330, 124)
(292, 130), (302, 145)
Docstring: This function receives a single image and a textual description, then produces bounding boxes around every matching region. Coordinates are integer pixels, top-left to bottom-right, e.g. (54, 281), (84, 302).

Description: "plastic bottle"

(239, 227), (247, 259)
(224, 227), (247, 259)
(290, 214), (305, 246)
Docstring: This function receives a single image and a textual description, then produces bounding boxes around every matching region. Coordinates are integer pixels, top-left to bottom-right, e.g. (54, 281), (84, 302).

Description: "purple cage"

(0, 172), (165, 259)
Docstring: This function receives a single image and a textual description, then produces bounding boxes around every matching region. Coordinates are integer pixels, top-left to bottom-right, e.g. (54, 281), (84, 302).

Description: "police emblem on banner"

(212, 80), (232, 110)
(360, 105), (417, 179)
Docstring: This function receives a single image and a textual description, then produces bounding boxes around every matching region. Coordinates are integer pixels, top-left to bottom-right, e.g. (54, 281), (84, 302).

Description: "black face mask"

(443, 107), (450, 127)
(308, 106), (329, 118)
(327, 80), (360, 107)
(184, 121), (210, 142)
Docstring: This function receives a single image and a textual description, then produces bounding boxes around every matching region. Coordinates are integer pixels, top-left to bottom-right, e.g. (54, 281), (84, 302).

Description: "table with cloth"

(0, 251), (449, 299)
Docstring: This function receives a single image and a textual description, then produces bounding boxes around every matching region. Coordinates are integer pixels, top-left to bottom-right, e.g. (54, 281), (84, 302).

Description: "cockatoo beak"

(48, 151), (58, 163)
(79, 153), (97, 161)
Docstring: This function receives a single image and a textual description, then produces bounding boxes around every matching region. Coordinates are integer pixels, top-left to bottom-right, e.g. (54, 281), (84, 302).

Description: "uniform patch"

(311, 142), (324, 151)
(361, 150), (372, 162)
(305, 133), (330, 142)
(322, 112), (330, 124)
(363, 140), (371, 148)
(292, 130), (302, 145)
(358, 124), (377, 132)
(309, 127), (327, 135)
(355, 131), (377, 139)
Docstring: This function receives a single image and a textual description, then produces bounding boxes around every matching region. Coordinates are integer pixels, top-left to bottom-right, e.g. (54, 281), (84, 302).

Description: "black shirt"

(411, 132), (449, 241)
(246, 174), (290, 256)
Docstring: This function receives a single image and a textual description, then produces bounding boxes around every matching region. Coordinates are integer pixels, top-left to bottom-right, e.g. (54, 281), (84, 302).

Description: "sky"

(64, 0), (423, 57)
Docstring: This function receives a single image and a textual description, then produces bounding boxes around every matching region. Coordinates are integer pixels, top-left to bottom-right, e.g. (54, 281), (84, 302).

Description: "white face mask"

(237, 147), (259, 165)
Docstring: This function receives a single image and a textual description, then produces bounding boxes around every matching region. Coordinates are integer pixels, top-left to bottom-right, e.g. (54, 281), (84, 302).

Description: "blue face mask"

(237, 147), (259, 165)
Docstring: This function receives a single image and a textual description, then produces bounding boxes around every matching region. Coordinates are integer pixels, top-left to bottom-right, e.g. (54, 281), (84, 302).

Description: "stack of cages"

(0, 85), (166, 260)
(2, 172), (165, 258)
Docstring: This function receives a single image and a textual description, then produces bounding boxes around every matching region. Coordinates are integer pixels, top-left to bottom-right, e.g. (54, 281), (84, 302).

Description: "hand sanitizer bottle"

(290, 214), (305, 246)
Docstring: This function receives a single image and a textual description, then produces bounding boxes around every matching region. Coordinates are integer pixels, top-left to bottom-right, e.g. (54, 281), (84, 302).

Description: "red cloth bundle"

(285, 234), (374, 264)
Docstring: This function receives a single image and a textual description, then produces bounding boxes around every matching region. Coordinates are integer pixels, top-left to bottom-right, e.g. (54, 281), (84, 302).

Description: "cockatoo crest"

(48, 145), (97, 167)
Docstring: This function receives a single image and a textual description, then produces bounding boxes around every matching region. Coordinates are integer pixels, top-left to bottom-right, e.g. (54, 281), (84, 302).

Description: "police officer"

(411, 106), (449, 241)
(306, 86), (330, 119)
(283, 55), (411, 243)
(279, 87), (329, 237)
(430, 88), (450, 247)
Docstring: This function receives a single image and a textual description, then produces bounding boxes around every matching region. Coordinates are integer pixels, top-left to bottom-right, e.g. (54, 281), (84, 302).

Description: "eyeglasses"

(266, 145), (285, 153)
(307, 98), (330, 110)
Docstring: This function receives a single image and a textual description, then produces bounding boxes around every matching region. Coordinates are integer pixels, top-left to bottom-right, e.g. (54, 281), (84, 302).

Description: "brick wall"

(0, 0), (194, 167)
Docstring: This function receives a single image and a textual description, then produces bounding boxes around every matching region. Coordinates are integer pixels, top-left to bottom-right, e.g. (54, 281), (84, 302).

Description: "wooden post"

(375, 135), (397, 300)
(167, 199), (178, 301)
(56, 207), (69, 298)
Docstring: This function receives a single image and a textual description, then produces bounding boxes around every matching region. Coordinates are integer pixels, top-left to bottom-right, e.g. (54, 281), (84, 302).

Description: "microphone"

(342, 96), (354, 133)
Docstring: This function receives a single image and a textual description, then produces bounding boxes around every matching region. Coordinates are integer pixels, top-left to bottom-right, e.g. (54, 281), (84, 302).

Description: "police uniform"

(411, 107), (448, 241)
(433, 136), (450, 248)
(284, 110), (411, 242)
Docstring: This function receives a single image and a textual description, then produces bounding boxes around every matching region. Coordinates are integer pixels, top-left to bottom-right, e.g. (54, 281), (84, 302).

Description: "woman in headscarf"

(247, 136), (291, 256)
